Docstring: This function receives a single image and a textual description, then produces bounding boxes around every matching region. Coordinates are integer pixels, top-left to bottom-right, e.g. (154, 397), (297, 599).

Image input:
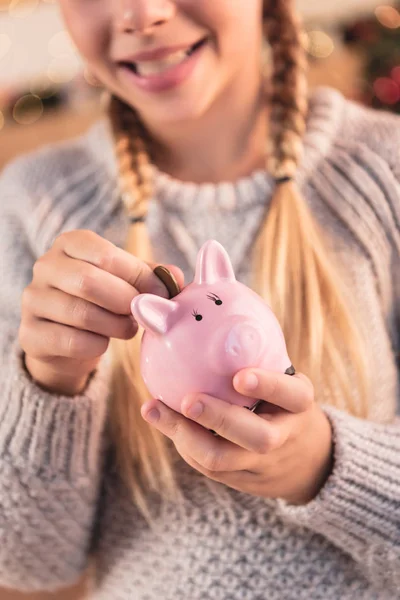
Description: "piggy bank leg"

(285, 365), (296, 376)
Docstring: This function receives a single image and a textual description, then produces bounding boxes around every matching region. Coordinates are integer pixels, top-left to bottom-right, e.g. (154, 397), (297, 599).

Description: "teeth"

(136, 50), (188, 76)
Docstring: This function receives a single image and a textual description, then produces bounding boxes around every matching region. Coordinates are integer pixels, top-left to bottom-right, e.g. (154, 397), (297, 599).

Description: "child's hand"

(19, 230), (183, 396)
(141, 370), (333, 505)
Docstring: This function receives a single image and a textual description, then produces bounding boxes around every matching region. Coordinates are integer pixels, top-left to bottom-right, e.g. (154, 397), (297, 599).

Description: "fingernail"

(242, 372), (259, 391)
(186, 401), (204, 419)
(144, 408), (160, 423)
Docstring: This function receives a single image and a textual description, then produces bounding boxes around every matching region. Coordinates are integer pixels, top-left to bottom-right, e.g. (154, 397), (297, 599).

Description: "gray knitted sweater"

(0, 88), (399, 600)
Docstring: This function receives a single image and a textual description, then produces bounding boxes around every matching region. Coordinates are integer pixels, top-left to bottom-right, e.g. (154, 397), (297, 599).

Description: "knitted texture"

(0, 88), (399, 599)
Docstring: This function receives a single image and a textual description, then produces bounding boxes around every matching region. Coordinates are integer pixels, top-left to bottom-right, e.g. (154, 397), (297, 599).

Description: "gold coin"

(153, 265), (181, 299)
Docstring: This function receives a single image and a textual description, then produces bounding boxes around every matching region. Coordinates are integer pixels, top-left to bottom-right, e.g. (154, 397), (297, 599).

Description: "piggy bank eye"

(192, 310), (203, 322)
(207, 293), (223, 306)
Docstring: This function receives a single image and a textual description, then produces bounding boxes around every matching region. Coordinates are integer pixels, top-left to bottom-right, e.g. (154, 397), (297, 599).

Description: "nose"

(116, 0), (176, 34)
(208, 320), (265, 376)
(226, 322), (263, 365)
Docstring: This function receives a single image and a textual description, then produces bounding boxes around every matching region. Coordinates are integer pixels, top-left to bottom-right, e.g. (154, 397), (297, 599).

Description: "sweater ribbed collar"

(88, 86), (345, 213)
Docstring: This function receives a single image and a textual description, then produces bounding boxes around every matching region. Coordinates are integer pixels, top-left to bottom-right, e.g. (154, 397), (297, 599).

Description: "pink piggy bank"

(131, 240), (294, 413)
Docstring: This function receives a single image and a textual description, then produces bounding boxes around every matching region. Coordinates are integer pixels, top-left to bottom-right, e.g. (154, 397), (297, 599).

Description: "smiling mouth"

(118, 38), (208, 78)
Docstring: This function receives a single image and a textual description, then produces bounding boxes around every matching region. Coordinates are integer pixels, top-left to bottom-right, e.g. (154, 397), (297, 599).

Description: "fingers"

(180, 393), (282, 454)
(141, 400), (256, 473)
(24, 353), (98, 392)
(33, 251), (140, 315)
(177, 449), (256, 489)
(22, 286), (137, 340)
(54, 230), (171, 297)
(233, 370), (314, 413)
(19, 318), (109, 362)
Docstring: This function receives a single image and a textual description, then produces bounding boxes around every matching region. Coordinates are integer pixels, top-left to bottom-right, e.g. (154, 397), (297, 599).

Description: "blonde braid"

(108, 95), (153, 221)
(264, 0), (308, 179)
(254, 0), (370, 415)
(107, 96), (178, 523)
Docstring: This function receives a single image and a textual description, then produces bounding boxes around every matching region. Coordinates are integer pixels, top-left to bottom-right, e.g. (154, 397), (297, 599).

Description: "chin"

(141, 95), (213, 126)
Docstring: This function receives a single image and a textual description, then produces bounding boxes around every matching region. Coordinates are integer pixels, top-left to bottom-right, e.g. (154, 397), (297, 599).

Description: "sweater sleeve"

(0, 163), (111, 592)
(276, 406), (400, 592)
(277, 103), (400, 593)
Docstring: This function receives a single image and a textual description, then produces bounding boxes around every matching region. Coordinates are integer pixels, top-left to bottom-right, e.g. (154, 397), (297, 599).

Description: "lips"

(118, 37), (207, 78)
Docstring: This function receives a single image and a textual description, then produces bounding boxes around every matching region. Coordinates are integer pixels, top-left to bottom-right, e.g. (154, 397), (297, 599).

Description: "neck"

(144, 72), (268, 184)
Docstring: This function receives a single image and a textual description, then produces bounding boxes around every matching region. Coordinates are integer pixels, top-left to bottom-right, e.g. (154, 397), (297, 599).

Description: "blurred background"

(2, 0), (400, 172)
(1, 0), (400, 597)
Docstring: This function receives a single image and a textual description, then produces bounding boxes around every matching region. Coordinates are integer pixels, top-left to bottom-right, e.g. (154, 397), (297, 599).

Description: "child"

(0, 0), (399, 598)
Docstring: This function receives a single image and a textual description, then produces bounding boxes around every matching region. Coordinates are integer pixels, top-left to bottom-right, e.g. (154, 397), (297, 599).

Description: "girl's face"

(59, 0), (264, 126)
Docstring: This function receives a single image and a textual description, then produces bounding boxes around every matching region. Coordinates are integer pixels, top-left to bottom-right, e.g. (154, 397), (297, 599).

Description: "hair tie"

(275, 176), (294, 185)
(129, 215), (146, 224)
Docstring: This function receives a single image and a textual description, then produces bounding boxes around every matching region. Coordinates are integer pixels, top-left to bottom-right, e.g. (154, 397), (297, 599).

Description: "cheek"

(180, 0), (263, 61)
(59, 1), (110, 66)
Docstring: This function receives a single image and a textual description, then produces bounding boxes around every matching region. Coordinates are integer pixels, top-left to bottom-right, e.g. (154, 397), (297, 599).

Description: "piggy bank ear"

(131, 295), (177, 335)
(194, 240), (236, 285)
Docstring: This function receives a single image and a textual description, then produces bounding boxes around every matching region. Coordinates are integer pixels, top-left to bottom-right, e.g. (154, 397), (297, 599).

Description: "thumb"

(146, 262), (185, 295)
(163, 264), (185, 290)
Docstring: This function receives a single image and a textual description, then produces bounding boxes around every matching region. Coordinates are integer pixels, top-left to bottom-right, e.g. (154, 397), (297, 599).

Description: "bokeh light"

(29, 77), (58, 99)
(373, 77), (400, 104)
(391, 65), (400, 85)
(303, 30), (335, 58)
(47, 54), (81, 84)
(375, 5), (400, 28)
(48, 30), (76, 58)
(13, 94), (44, 125)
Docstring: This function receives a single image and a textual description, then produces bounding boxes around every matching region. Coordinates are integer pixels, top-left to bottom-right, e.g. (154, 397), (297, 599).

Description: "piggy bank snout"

(209, 319), (265, 375)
